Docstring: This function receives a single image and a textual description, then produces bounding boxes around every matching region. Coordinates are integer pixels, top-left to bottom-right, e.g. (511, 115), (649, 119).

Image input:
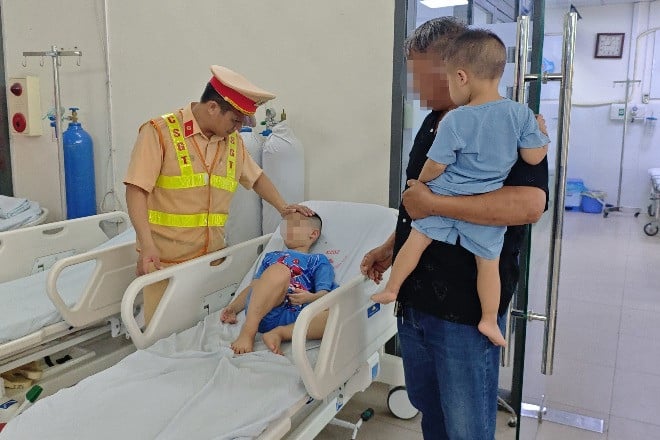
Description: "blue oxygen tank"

(63, 107), (97, 219)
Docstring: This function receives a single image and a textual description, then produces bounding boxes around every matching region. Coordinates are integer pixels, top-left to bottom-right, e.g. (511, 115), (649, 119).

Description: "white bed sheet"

(0, 228), (136, 343)
(2, 313), (316, 440)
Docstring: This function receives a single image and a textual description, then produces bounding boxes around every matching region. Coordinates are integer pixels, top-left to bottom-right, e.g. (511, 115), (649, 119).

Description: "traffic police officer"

(124, 65), (311, 324)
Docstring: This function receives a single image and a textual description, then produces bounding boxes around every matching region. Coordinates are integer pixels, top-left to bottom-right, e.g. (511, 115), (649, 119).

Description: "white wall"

(542, 2), (660, 210)
(2, 0), (112, 220)
(3, 0), (395, 221)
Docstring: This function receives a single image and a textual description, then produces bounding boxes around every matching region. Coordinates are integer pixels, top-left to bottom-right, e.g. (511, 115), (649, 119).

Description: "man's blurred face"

(407, 50), (454, 111)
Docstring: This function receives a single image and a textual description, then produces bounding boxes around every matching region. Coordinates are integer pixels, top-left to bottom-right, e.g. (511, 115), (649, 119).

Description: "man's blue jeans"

(397, 306), (501, 440)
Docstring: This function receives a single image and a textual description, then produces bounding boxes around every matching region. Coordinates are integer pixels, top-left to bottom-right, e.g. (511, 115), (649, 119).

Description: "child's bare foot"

(371, 288), (398, 304)
(262, 330), (284, 355)
(478, 320), (506, 347)
(230, 332), (255, 354)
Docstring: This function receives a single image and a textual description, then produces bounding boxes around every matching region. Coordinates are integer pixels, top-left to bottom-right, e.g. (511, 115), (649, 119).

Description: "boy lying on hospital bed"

(220, 211), (337, 355)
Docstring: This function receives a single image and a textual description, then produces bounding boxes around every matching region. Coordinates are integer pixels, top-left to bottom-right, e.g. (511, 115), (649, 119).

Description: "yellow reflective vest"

(146, 112), (240, 263)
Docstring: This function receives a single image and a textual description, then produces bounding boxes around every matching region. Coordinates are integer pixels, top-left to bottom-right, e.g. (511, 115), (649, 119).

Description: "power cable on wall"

(94, 0), (122, 213)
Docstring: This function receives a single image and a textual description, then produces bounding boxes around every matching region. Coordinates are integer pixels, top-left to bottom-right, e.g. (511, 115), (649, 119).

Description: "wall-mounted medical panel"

(7, 76), (42, 136)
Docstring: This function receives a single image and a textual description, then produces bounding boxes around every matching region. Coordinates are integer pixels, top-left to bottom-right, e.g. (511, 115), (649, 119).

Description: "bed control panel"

(367, 303), (380, 318)
(31, 250), (76, 274)
(201, 284), (238, 316)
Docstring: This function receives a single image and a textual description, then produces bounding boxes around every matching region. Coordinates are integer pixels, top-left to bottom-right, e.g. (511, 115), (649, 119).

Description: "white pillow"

(236, 200), (397, 293)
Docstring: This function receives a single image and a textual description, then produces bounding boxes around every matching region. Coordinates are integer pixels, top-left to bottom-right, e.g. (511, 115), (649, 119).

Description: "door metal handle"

(503, 13), (578, 374)
(541, 11), (578, 375)
(502, 15), (533, 369)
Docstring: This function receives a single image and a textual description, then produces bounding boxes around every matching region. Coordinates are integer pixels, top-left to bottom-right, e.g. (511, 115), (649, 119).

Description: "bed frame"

(120, 208), (408, 439)
(0, 212), (138, 385)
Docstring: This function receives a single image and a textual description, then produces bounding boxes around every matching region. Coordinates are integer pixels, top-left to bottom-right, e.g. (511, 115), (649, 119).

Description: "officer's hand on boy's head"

(281, 204), (314, 217)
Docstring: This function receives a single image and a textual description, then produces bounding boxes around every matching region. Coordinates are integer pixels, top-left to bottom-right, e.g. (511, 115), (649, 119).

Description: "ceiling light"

(420, 0), (468, 8)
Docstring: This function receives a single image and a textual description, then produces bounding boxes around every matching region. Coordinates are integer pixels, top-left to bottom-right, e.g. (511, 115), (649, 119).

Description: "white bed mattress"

(0, 228), (136, 343)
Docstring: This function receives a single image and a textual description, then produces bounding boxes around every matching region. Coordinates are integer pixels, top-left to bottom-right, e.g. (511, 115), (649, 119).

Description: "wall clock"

(595, 33), (624, 59)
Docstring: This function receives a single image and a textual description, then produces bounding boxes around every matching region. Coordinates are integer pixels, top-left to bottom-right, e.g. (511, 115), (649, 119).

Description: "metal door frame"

(0, 4), (14, 196)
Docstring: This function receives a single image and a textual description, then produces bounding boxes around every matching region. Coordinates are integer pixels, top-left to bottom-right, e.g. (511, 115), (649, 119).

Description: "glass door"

(511, 6), (614, 440)
(483, 4), (595, 440)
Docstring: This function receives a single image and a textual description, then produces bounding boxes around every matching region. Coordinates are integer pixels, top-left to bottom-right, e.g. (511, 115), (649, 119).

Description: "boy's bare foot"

(262, 330), (284, 355)
(371, 288), (398, 304)
(230, 332), (255, 354)
(478, 320), (506, 347)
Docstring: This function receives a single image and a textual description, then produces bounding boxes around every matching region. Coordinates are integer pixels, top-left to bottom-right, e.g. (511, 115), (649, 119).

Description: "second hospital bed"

(0, 212), (139, 394)
(2, 200), (413, 439)
(644, 167), (660, 236)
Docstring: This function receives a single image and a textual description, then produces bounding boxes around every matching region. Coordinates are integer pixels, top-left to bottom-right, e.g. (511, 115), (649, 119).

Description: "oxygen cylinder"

(62, 107), (97, 219)
(261, 121), (304, 234)
(225, 127), (265, 245)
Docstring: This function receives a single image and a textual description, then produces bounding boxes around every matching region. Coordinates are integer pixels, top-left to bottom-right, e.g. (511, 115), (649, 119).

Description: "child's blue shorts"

(245, 292), (302, 333)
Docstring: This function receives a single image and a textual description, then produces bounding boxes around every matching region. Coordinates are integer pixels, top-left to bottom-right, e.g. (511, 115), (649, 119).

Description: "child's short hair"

(308, 213), (322, 233)
(445, 29), (506, 80)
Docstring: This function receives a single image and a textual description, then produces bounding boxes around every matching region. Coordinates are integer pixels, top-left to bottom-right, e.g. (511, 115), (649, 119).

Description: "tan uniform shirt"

(124, 103), (263, 262)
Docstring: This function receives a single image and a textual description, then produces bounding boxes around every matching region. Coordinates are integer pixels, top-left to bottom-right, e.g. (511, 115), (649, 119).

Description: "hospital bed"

(2, 201), (413, 439)
(0, 212), (138, 396)
(645, 168), (660, 236)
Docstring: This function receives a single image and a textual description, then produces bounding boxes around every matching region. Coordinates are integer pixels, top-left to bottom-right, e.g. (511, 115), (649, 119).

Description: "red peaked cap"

(209, 65), (275, 115)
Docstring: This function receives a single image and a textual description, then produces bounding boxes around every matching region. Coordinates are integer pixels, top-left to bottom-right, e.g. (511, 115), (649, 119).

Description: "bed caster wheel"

(603, 211), (609, 218)
(635, 212), (640, 218)
(508, 417), (517, 427)
(387, 386), (418, 420)
(644, 223), (659, 236)
(649, 204), (655, 217)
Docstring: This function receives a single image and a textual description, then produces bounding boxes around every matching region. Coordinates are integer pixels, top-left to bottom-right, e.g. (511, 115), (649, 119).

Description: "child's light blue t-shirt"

(427, 98), (550, 196)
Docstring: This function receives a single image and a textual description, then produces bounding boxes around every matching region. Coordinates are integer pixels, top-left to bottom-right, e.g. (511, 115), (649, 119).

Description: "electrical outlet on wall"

(610, 103), (626, 120)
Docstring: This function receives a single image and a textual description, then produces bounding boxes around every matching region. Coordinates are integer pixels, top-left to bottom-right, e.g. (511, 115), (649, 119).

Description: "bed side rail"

(0, 211), (129, 282)
(46, 242), (138, 327)
(0, 322), (73, 362)
(292, 273), (396, 400)
(121, 234), (271, 349)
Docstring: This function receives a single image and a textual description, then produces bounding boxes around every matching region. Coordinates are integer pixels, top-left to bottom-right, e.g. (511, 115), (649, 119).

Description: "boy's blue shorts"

(245, 292), (301, 333)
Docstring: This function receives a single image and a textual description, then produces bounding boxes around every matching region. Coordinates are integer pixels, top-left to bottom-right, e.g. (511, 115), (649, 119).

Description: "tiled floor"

(524, 211), (660, 440)
(317, 210), (660, 439)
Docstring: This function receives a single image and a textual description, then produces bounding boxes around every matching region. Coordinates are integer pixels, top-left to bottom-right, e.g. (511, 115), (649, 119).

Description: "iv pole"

(22, 45), (82, 219)
(603, 78), (641, 218)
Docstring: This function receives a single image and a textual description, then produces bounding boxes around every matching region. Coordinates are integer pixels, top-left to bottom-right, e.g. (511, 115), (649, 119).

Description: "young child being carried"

(221, 211), (337, 355)
(372, 29), (549, 347)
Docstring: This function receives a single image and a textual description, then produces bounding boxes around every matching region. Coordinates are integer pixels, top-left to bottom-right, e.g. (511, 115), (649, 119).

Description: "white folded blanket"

(0, 195), (30, 219)
(0, 202), (42, 231)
